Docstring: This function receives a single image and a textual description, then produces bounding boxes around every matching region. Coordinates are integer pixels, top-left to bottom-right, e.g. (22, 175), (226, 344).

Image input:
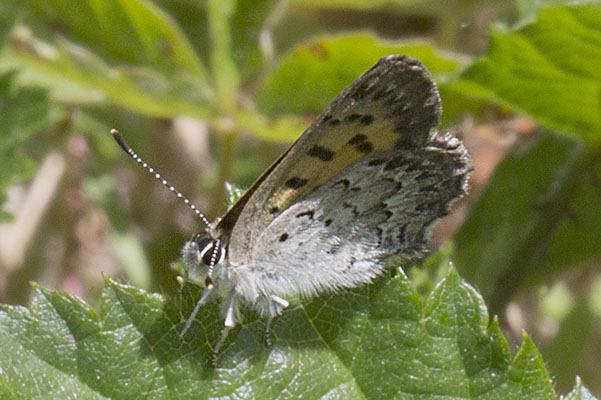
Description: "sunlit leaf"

(563, 377), (598, 400)
(454, 4), (601, 142)
(0, 269), (557, 398)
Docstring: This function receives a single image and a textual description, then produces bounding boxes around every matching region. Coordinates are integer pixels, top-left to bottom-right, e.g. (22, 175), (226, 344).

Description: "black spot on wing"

(344, 113), (361, 123)
(428, 153), (446, 165)
(356, 141), (373, 154)
(346, 133), (373, 154)
(348, 134), (367, 145)
(384, 156), (405, 171)
(269, 207), (279, 214)
(397, 223), (409, 243)
(368, 159), (386, 166)
(375, 226), (383, 246)
(359, 114), (374, 125)
(285, 177), (308, 189)
(416, 170), (437, 180)
(415, 201), (446, 215)
(393, 122), (411, 137)
(372, 85), (395, 102)
(343, 113), (373, 126)
(327, 118), (341, 126)
(419, 184), (439, 193)
(351, 75), (380, 102)
(279, 233), (289, 242)
(324, 218), (333, 227)
(394, 135), (419, 150)
(334, 179), (350, 190)
(327, 243), (341, 254)
(307, 145), (334, 161)
(405, 161), (422, 173)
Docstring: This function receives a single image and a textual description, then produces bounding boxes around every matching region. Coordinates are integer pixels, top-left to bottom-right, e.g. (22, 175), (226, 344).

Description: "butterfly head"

(181, 232), (225, 290)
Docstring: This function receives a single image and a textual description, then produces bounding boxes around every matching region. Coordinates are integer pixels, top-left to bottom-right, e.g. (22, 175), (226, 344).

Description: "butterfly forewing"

(223, 55), (451, 266)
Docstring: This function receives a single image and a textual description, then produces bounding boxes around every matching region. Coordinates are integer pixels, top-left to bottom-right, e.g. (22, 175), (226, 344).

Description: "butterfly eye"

(196, 236), (214, 264)
(196, 235), (224, 266)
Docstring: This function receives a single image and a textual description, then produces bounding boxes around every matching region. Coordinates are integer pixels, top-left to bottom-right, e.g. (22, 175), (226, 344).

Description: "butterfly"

(111, 54), (472, 366)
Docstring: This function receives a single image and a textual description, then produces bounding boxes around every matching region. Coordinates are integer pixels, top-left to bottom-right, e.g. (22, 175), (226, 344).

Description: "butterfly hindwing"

(240, 133), (470, 300)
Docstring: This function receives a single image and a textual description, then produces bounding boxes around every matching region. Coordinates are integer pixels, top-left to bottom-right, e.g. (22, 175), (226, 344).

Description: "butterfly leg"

(211, 291), (237, 367)
(179, 287), (213, 339)
(264, 315), (274, 348)
(264, 295), (288, 348)
(211, 326), (231, 368)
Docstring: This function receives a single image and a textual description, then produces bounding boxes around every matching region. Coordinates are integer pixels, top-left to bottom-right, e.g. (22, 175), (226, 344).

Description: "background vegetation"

(0, 0), (600, 398)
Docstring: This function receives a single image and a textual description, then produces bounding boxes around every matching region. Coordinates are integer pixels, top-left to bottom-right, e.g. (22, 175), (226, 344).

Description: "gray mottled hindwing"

(231, 132), (470, 302)
(223, 55), (450, 266)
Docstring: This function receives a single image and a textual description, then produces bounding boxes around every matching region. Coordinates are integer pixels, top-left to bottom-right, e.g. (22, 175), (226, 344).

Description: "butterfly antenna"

(110, 129), (211, 227)
(206, 238), (221, 287)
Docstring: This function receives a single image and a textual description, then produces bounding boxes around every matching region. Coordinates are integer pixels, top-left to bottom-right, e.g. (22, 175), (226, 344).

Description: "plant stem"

(211, 121), (239, 219)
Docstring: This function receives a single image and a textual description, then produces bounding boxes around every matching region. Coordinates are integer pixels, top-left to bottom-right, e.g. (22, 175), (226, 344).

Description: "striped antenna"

(110, 129), (211, 227)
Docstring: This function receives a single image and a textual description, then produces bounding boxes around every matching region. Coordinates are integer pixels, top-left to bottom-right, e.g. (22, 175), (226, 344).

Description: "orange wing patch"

(264, 114), (401, 215)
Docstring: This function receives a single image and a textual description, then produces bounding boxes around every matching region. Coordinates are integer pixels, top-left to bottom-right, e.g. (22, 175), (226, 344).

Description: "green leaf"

(256, 34), (464, 116)
(0, 268), (558, 398)
(527, 160), (601, 282)
(7, 38), (215, 120)
(237, 111), (310, 142)
(0, 71), (52, 220)
(545, 302), (595, 392)
(515, 0), (582, 20)
(563, 377), (598, 400)
(0, 285), (106, 399)
(0, 2), (18, 49)
(208, 0), (239, 114)
(22, 0), (208, 78)
(6, 0), (215, 120)
(452, 133), (595, 312)
(453, 3), (601, 142)
(230, 0), (279, 81)
(507, 333), (555, 398)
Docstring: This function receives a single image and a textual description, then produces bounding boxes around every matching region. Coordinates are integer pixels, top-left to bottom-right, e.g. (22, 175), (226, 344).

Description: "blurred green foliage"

(0, 0), (600, 397)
